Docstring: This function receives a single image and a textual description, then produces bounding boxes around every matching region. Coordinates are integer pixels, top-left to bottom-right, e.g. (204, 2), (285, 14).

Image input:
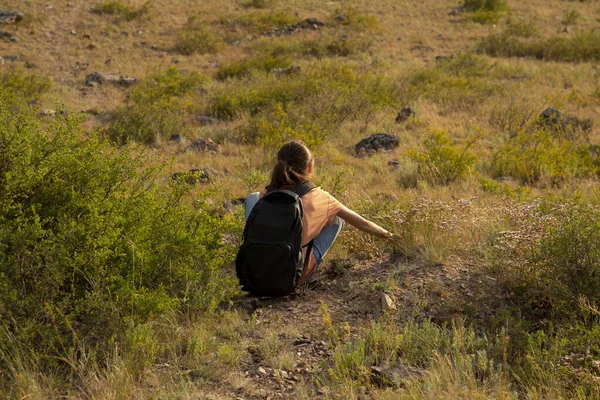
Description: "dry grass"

(4, 0), (600, 397)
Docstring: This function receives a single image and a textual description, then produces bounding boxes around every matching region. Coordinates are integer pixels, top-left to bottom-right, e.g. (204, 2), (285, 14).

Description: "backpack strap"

(265, 182), (316, 197)
(292, 182), (316, 198)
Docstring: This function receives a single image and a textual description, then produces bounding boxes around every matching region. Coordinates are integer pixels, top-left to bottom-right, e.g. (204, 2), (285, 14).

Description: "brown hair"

(269, 140), (314, 189)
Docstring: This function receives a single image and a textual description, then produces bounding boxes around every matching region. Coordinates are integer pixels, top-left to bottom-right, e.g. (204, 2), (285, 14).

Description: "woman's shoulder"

(308, 187), (341, 203)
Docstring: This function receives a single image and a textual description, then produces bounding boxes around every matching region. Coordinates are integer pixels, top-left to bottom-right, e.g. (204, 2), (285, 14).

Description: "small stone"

(0, 10), (24, 25)
(258, 367), (268, 375)
(381, 293), (396, 311)
(183, 137), (220, 153)
(37, 109), (56, 117)
(272, 65), (301, 76)
(388, 160), (401, 170)
(168, 133), (186, 143)
(395, 107), (416, 123)
(195, 115), (220, 126)
(70, 30), (76, 35)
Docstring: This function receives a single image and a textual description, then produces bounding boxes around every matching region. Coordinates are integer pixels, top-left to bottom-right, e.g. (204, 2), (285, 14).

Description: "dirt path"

(212, 254), (506, 399)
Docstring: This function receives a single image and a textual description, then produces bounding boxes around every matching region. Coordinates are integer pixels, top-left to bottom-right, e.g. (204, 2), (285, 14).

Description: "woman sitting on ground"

(244, 140), (394, 284)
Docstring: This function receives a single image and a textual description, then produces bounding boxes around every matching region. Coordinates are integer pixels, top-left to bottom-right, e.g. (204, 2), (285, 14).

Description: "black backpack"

(236, 182), (316, 297)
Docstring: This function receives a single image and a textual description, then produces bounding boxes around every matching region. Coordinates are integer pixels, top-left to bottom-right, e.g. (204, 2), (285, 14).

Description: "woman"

(244, 140), (394, 284)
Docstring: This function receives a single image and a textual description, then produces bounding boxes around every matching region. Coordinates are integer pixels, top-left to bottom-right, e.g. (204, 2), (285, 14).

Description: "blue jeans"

(244, 192), (344, 267)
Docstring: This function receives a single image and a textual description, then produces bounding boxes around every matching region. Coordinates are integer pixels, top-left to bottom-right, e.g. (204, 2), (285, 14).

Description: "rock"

(85, 72), (138, 87)
(272, 65), (301, 76)
(355, 133), (399, 154)
(369, 365), (428, 388)
(292, 338), (312, 346)
(0, 10), (24, 25)
(538, 107), (593, 133)
(183, 138), (220, 153)
(302, 18), (325, 29)
(539, 107), (561, 125)
(381, 293), (396, 312)
(448, 8), (462, 16)
(0, 31), (15, 42)
(171, 168), (212, 184)
(168, 133), (187, 143)
(388, 160), (401, 170)
(258, 367), (268, 376)
(37, 109), (56, 117)
(395, 107), (416, 123)
(195, 115), (220, 126)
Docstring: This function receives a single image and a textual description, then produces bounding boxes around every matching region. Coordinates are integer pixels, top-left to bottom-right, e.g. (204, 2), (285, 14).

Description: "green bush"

(92, 1), (150, 21)
(0, 90), (239, 365)
(478, 31), (600, 62)
(209, 62), (396, 122)
(242, 0), (276, 9)
(175, 16), (223, 55)
(407, 54), (504, 111)
(248, 34), (372, 61)
(463, 0), (508, 12)
(105, 68), (209, 145)
(1, 69), (51, 100)
(490, 127), (597, 184)
(223, 11), (297, 34)
(504, 20), (538, 37)
(409, 130), (476, 185)
(330, 6), (378, 31)
(527, 205), (600, 321)
(216, 55), (292, 80)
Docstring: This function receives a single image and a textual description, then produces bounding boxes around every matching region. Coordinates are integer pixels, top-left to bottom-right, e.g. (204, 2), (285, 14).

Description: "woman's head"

(270, 140), (314, 188)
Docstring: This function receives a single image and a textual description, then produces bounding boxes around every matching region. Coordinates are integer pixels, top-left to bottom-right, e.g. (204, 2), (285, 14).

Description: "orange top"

(259, 187), (342, 281)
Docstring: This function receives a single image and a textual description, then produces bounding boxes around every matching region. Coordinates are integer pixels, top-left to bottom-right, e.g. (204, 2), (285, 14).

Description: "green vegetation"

(223, 10), (297, 34)
(463, 0), (508, 24)
(478, 30), (600, 62)
(105, 68), (209, 145)
(5, 0), (600, 397)
(407, 54), (508, 111)
(0, 89), (239, 374)
(409, 130), (477, 185)
(0, 69), (51, 100)
(175, 16), (223, 55)
(92, 1), (150, 21)
(490, 127), (597, 184)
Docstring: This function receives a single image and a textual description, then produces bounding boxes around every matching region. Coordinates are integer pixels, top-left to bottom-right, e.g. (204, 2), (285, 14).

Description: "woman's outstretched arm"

(337, 205), (394, 240)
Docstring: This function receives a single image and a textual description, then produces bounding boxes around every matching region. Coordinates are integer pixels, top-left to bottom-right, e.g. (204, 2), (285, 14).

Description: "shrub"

(504, 19), (538, 37)
(1, 69), (51, 100)
(330, 6), (378, 31)
(216, 55), (292, 80)
(463, 0), (508, 12)
(105, 68), (209, 145)
(242, 0), (276, 9)
(490, 127), (597, 184)
(92, 1), (150, 21)
(245, 103), (325, 150)
(407, 54), (503, 111)
(409, 130), (476, 185)
(0, 90), (240, 365)
(248, 34), (372, 61)
(478, 31), (600, 62)
(223, 11), (297, 35)
(175, 16), (223, 55)
(209, 62), (396, 124)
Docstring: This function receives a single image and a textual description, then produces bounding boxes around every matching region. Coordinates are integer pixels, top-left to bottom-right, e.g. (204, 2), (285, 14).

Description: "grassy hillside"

(1, 0), (600, 398)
